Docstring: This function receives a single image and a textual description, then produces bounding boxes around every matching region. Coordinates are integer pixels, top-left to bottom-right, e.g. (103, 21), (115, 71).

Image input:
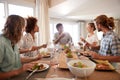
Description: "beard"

(97, 27), (102, 32)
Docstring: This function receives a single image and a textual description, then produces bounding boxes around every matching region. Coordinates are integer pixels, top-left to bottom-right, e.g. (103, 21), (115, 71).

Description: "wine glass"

(50, 56), (59, 77)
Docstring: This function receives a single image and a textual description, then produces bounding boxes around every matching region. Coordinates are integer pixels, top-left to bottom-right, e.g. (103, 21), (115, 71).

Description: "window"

(0, 3), (34, 34)
(9, 4), (34, 17)
(0, 3), (5, 34)
(49, 20), (80, 46)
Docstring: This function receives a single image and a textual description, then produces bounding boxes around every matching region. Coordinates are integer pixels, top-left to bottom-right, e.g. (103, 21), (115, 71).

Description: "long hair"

(94, 15), (115, 30)
(2, 15), (25, 45)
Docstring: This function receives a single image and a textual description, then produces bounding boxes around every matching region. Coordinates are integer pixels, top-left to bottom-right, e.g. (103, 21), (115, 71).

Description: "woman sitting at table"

(0, 15), (42, 80)
(19, 17), (47, 57)
(79, 23), (99, 51)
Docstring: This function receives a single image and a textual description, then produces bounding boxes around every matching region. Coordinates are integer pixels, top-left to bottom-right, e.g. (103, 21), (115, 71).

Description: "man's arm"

(88, 51), (120, 62)
(53, 33), (65, 44)
(97, 55), (120, 62)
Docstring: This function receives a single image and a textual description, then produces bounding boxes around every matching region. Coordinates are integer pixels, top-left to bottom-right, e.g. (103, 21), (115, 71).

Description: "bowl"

(67, 59), (96, 77)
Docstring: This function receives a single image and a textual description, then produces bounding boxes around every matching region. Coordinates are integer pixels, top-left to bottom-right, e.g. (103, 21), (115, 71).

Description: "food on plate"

(95, 60), (115, 70)
(40, 51), (51, 58)
(32, 63), (45, 70)
(72, 62), (88, 68)
(43, 53), (51, 58)
(66, 53), (73, 58)
(64, 45), (72, 53)
(96, 63), (110, 70)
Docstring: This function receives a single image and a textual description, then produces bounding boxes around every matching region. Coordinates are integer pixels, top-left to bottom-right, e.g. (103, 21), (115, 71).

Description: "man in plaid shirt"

(87, 15), (120, 62)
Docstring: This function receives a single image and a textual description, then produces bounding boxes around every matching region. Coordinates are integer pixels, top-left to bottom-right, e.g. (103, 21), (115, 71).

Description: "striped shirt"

(99, 30), (120, 56)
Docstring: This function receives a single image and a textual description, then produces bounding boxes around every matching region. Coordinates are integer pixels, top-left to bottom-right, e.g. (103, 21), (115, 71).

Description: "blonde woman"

(0, 15), (41, 80)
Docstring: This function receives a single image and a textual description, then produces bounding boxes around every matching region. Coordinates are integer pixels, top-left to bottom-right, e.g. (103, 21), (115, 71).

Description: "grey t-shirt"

(54, 32), (72, 45)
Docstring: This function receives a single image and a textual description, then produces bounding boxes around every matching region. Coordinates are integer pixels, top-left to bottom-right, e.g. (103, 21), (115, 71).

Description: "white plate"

(28, 63), (49, 72)
(45, 78), (74, 80)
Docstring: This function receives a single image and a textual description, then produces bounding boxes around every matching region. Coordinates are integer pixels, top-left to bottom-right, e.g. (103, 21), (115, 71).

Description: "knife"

(24, 69), (37, 80)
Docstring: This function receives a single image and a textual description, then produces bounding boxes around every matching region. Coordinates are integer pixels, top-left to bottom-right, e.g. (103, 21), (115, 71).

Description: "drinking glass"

(50, 56), (59, 77)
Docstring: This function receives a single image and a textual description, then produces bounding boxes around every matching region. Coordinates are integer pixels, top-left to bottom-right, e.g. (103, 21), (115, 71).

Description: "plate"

(28, 63), (49, 72)
(42, 54), (51, 58)
(95, 60), (115, 71)
(45, 78), (74, 80)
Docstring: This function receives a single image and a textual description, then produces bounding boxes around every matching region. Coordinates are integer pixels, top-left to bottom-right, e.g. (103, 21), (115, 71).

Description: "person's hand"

(21, 63), (34, 72)
(78, 42), (83, 45)
(34, 54), (42, 61)
(85, 42), (91, 47)
(59, 33), (65, 39)
(41, 44), (47, 48)
(30, 46), (38, 51)
(80, 37), (86, 43)
(88, 51), (100, 59)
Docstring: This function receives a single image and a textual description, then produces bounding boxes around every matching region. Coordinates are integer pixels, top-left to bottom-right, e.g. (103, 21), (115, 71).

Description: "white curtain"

(35, 0), (50, 45)
(115, 19), (120, 38)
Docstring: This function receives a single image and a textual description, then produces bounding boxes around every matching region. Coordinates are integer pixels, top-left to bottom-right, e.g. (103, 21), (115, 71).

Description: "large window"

(9, 4), (33, 17)
(0, 2), (34, 34)
(0, 3), (5, 33)
(49, 20), (81, 46)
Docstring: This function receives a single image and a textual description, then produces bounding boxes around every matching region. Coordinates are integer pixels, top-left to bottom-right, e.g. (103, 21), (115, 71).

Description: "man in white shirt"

(53, 23), (72, 45)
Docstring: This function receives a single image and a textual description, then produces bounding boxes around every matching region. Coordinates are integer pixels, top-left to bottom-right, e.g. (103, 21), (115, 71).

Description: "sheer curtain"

(36, 0), (50, 45)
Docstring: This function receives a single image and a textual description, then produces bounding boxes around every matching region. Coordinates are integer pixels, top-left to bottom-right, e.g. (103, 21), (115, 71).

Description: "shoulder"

(23, 33), (32, 40)
(0, 35), (7, 44)
(0, 35), (8, 48)
(64, 32), (70, 35)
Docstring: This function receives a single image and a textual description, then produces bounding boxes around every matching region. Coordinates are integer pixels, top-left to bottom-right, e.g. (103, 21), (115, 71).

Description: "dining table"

(9, 52), (120, 80)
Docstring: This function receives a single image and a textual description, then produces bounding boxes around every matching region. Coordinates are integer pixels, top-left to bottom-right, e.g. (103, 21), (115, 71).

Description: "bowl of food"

(67, 60), (96, 77)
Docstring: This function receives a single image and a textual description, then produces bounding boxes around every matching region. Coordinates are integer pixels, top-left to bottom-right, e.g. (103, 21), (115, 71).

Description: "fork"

(24, 69), (37, 80)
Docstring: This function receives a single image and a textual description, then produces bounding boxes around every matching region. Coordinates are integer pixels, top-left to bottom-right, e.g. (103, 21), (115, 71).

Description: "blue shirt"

(0, 35), (22, 72)
(99, 30), (120, 56)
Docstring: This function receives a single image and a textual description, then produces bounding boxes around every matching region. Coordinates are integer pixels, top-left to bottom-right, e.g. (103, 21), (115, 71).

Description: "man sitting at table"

(53, 23), (72, 45)
(87, 15), (120, 62)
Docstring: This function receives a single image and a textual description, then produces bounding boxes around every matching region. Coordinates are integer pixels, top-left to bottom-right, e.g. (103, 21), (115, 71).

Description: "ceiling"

(49, 0), (120, 20)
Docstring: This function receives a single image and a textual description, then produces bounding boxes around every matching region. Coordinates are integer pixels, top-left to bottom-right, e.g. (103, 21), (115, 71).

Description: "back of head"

(26, 17), (37, 33)
(94, 15), (115, 30)
(3, 15), (25, 44)
(56, 23), (63, 30)
(88, 23), (96, 31)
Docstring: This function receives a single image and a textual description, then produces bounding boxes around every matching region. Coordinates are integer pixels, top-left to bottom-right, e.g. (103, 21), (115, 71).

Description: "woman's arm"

(0, 63), (33, 80)
(19, 48), (30, 54)
(21, 54), (42, 63)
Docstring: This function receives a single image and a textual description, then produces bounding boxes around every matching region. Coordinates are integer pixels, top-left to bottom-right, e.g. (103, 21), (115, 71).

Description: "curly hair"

(2, 15), (25, 45)
(94, 15), (115, 30)
(25, 17), (37, 33)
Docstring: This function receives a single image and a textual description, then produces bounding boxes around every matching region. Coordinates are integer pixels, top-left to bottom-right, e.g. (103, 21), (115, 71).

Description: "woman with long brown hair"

(0, 15), (41, 80)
